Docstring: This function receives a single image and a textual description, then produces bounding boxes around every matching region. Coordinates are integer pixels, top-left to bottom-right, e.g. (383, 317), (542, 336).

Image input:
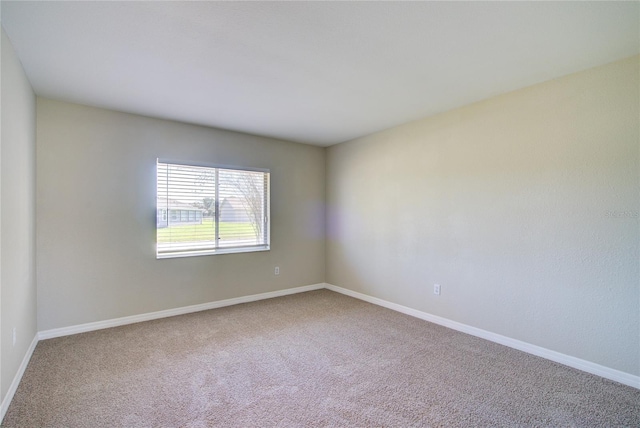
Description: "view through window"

(157, 160), (270, 258)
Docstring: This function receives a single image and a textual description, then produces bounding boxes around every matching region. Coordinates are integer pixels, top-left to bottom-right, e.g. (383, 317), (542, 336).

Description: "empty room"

(1, 1), (639, 426)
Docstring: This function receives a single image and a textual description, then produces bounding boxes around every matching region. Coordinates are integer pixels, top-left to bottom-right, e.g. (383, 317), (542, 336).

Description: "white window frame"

(156, 159), (270, 259)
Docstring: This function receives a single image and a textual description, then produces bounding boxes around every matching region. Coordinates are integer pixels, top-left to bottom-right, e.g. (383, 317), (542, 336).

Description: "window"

(156, 160), (270, 258)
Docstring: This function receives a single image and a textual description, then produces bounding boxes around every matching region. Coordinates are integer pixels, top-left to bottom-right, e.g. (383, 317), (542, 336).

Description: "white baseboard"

(4, 280), (636, 426)
(0, 334), (38, 423)
(324, 283), (640, 390)
(38, 283), (325, 340)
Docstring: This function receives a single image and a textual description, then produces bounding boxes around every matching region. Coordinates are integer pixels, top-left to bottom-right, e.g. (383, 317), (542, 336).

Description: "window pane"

(157, 160), (269, 258)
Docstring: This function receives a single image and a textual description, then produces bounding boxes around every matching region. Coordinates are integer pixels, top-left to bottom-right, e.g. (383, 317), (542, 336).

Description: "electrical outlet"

(12, 327), (16, 346)
(434, 284), (441, 296)
(275, 266), (280, 275)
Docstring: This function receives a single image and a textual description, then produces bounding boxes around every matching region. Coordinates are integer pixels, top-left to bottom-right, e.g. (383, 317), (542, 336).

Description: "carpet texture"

(3, 289), (639, 427)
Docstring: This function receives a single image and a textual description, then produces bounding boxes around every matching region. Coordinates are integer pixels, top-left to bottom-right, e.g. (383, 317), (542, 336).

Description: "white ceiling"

(2, 1), (638, 146)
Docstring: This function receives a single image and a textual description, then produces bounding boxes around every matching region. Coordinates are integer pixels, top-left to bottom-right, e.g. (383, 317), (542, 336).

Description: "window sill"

(157, 245), (270, 259)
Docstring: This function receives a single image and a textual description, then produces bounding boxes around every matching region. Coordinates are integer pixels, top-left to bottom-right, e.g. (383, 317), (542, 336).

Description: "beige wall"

(1, 29), (37, 401)
(37, 99), (325, 331)
(326, 56), (639, 376)
(28, 52), (640, 380)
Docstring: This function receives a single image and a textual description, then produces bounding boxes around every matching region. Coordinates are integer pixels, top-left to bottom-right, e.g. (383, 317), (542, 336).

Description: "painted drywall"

(1, 28), (37, 401)
(37, 99), (325, 331)
(326, 56), (640, 376)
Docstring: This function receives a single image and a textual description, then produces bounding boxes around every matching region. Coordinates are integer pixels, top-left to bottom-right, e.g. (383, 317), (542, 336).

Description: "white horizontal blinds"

(156, 162), (217, 255)
(156, 160), (269, 257)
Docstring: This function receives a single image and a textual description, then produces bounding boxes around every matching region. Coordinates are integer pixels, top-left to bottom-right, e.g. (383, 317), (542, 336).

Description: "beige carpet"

(3, 289), (639, 427)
